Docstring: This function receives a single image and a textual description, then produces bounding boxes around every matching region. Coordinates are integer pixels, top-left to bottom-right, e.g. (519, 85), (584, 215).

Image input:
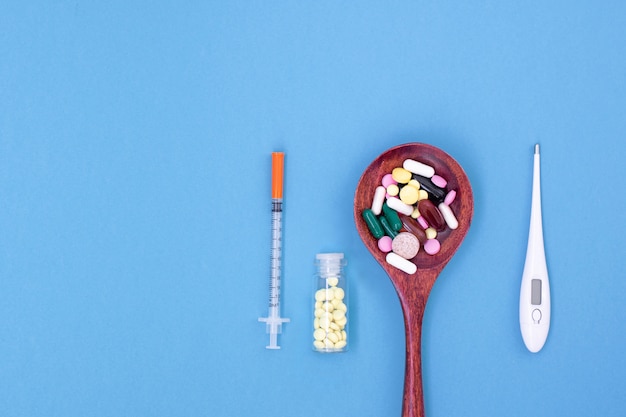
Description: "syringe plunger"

(259, 310), (290, 349)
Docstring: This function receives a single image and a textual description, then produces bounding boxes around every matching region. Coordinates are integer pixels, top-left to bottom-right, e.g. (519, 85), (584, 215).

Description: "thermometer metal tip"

(519, 143), (550, 353)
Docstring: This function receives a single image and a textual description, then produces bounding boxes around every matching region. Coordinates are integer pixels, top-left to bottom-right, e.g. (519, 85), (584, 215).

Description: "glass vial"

(312, 253), (348, 353)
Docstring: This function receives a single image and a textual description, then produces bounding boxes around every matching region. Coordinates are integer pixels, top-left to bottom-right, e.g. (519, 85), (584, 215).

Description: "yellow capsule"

(330, 322), (340, 331)
(399, 185), (419, 205)
(417, 189), (429, 201)
(326, 277), (339, 287)
(314, 340), (325, 349)
(411, 207), (421, 219)
(392, 167), (412, 184)
(336, 302), (347, 312)
(425, 227), (437, 239)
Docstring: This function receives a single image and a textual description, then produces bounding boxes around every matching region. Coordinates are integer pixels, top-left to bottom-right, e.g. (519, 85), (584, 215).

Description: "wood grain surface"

(354, 143), (474, 417)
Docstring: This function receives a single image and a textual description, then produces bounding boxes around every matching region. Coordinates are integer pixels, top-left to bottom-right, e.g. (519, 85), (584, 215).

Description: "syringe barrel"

(269, 200), (283, 308)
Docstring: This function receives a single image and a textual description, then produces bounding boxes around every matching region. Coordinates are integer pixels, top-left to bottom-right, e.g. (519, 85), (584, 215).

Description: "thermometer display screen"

(531, 279), (542, 305)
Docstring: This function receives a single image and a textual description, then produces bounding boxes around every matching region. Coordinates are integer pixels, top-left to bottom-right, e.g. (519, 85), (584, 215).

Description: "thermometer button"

(532, 308), (542, 324)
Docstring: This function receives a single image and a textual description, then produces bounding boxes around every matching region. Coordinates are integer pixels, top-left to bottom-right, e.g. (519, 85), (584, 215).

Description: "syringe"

(258, 152), (290, 349)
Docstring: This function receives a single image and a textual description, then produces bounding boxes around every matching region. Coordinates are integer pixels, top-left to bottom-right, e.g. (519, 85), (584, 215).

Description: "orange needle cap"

(272, 152), (284, 199)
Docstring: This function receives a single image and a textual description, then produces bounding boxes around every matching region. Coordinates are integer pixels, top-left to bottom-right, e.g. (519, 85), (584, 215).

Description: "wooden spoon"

(354, 143), (474, 417)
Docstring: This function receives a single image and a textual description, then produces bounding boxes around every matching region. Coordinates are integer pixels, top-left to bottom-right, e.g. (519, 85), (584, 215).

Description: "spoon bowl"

(354, 143), (474, 417)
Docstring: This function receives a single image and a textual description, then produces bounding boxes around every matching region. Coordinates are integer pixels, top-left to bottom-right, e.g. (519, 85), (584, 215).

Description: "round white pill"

(314, 329), (326, 341)
(332, 310), (345, 321)
(335, 316), (347, 328)
(392, 232), (420, 259)
(333, 287), (345, 300)
(319, 316), (332, 329)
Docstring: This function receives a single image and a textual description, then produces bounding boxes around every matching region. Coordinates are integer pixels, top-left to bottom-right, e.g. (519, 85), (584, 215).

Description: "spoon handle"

(397, 268), (441, 417)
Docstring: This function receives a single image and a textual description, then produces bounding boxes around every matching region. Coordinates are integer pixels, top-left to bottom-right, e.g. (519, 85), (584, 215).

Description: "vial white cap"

(316, 253), (346, 277)
(316, 253), (344, 261)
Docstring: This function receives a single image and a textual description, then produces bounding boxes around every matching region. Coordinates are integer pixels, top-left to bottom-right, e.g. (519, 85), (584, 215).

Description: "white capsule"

(438, 202), (459, 230)
(371, 186), (386, 215)
(403, 159), (435, 178)
(386, 197), (414, 216)
(385, 252), (417, 274)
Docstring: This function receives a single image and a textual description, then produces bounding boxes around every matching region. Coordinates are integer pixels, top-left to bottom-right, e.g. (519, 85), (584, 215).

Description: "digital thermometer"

(520, 144), (551, 353)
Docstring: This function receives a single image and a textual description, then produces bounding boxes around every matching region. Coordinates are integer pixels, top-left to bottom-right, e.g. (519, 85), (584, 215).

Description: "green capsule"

(362, 209), (384, 239)
(382, 202), (403, 231)
(379, 215), (398, 238)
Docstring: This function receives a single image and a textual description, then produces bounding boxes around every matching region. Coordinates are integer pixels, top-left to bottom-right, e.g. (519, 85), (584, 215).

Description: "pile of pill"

(313, 276), (348, 351)
(361, 158), (459, 274)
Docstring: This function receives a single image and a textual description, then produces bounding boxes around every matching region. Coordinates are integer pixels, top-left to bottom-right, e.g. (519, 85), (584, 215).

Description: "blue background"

(2, 2), (625, 416)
